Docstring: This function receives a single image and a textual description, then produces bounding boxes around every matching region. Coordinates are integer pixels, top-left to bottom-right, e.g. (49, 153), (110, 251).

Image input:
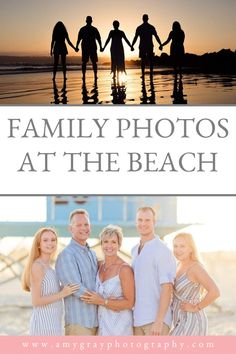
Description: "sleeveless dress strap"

(98, 261), (106, 272)
(34, 259), (49, 269)
(185, 262), (199, 275)
(118, 262), (129, 275)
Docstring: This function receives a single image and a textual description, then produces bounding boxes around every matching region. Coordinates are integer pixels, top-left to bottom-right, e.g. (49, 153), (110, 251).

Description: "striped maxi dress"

(170, 273), (207, 335)
(29, 260), (63, 335)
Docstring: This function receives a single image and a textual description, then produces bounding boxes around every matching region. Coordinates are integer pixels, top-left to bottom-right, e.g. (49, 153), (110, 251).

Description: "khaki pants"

(134, 322), (170, 336)
(65, 324), (97, 336)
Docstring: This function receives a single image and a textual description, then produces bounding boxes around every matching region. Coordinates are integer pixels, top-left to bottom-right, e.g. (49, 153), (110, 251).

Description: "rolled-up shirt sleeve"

(157, 246), (176, 285)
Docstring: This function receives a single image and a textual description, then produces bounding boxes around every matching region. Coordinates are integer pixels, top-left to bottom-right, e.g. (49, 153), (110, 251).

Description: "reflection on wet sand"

(111, 78), (126, 104)
(82, 78), (99, 104)
(51, 79), (68, 104)
(50, 69), (233, 105)
(100, 75), (135, 104)
(171, 75), (187, 104)
(140, 74), (156, 104)
(0, 68), (235, 104)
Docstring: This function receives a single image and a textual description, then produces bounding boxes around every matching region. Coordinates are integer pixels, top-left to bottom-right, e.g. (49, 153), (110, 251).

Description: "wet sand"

(0, 68), (236, 105)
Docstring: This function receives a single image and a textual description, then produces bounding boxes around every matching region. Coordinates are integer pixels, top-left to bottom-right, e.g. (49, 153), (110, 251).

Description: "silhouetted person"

(160, 21), (185, 76)
(132, 14), (162, 77)
(50, 21), (76, 81)
(76, 16), (102, 80)
(102, 20), (133, 80)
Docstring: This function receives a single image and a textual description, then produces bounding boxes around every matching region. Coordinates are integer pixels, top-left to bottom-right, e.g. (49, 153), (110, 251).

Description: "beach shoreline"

(0, 68), (236, 105)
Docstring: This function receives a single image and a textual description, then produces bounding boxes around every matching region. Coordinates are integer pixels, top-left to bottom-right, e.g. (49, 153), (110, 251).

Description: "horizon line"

(0, 47), (235, 58)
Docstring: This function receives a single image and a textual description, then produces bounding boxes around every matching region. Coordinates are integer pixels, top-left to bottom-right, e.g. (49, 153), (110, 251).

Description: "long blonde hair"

(21, 227), (58, 292)
(173, 232), (201, 262)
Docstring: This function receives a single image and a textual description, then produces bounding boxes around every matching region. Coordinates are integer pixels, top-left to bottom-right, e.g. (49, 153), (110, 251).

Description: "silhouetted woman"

(161, 21), (185, 76)
(50, 21), (76, 80)
(102, 21), (133, 80)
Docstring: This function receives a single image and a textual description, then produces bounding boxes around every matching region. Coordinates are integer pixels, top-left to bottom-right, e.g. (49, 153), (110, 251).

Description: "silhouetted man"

(132, 14), (162, 76)
(76, 16), (102, 80)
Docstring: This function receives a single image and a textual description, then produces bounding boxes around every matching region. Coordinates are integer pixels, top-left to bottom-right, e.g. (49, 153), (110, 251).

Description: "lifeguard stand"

(0, 195), (180, 237)
(0, 196), (184, 284)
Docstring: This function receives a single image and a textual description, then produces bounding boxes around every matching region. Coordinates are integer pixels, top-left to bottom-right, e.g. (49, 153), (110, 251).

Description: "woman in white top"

(81, 225), (134, 335)
(22, 227), (79, 335)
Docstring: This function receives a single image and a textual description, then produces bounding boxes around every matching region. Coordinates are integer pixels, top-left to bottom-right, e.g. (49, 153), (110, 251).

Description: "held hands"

(159, 45), (163, 51)
(100, 47), (104, 52)
(180, 301), (199, 312)
(150, 321), (163, 336)
(131, 46), (134, 51)
(81, 290), (104, 305)
(60, 284), (80, 298)
(75, 47), (79, 52)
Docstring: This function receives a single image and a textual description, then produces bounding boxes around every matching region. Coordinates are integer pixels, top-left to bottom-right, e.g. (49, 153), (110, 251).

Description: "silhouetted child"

(50, 21), (76, 80)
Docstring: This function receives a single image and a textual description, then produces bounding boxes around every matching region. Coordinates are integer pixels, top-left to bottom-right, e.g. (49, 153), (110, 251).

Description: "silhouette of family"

(50, 15), (186, 104)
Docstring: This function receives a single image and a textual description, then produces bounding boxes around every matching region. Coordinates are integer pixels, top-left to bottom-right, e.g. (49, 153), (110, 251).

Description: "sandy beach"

(1, 277), (236, 336)
(0, 68), (236, 105)
(0, 236), (236, 336)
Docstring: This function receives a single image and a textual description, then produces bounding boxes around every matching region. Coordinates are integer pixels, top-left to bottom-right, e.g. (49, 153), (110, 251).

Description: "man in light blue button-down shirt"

(56, 209), (98, 335)
(132, 206), (176, 336)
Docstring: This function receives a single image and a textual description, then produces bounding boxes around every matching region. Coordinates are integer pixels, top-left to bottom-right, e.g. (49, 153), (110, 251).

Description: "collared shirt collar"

(139, 234), (156, 246)
(70, 238), (90, 251)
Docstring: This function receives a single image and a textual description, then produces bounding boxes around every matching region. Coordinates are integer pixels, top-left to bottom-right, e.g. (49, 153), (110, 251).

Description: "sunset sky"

(1, 0), (236, 57)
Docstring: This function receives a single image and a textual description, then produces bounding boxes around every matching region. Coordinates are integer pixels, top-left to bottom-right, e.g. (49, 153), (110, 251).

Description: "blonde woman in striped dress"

(22, 227), (79, 336)
(170, 233), (220, 335)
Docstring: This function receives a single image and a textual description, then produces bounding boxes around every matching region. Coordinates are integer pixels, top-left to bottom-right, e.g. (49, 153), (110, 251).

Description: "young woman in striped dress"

(22, 227), (79, 335)
(170, 233), (220, 335)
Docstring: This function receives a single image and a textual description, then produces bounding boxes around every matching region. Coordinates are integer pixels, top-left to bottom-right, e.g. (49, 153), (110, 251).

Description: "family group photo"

(0, 196), (235, 336)
(0, 0), (235, 104)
